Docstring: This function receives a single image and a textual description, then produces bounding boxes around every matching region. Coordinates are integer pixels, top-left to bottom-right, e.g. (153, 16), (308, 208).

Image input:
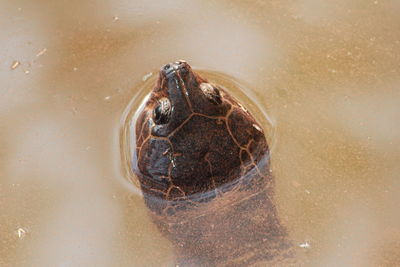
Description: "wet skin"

(133, 61), (297, 266)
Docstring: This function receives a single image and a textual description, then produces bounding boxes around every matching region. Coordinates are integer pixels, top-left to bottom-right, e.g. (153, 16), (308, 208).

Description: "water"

(1, 0), (400, 266)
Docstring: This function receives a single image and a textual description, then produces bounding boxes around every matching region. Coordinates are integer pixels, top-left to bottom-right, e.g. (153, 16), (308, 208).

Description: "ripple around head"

(119, 68), (276, 197)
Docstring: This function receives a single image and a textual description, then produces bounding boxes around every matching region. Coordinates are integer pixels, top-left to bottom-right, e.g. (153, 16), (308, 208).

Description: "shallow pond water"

(1, 0), (400, 266)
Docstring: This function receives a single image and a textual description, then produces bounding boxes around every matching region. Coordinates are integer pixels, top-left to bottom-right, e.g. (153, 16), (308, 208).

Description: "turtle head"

(158, 60), (222, 107)
(157, 60), (199, 105)
(149, 60), (229, 137)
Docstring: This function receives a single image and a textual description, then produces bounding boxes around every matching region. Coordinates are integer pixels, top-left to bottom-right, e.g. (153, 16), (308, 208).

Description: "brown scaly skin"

(133, 61), (297, 266)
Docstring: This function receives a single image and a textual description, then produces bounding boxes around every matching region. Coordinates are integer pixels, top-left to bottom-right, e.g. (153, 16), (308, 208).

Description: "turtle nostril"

(161, 63), (180, 76)
(161, 63), (175, 76)
(180, 65), (188, 75)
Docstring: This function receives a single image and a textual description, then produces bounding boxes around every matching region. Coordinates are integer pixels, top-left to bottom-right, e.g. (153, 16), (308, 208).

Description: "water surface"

(1, 0), (400, 266)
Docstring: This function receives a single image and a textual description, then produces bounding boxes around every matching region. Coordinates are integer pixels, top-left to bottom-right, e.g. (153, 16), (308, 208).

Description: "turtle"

(132, 60), (297, 266)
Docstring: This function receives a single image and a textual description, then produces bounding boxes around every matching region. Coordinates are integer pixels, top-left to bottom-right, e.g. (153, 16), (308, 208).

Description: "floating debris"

(104, 96), (111, 101)
(299, 241), (310, 248)
(16, 228), (27, 239)
(113, 16), (119, 22)
(24, 70), (30, 74)
(142, 72), (153, 81)
(11, 61), (20, 70)
(73, 67), (78, 71)
(36, 48), (47, 57)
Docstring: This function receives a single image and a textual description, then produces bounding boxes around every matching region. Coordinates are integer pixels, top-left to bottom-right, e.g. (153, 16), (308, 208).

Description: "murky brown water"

(1, 0), (400, 266)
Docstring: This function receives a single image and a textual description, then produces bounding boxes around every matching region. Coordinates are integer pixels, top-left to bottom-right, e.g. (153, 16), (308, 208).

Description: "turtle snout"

(160, 60), (189, 77)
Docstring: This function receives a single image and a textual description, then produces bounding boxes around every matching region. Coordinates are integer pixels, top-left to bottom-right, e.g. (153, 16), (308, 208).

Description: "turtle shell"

(132, 61), (296, 266)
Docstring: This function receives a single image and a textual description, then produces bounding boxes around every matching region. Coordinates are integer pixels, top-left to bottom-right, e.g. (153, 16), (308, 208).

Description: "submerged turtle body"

(133, 61), (296, 266)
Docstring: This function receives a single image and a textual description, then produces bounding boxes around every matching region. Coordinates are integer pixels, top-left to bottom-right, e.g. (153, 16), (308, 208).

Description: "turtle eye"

(200, 83), (222, 105)
(153, 97), (171, 125)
